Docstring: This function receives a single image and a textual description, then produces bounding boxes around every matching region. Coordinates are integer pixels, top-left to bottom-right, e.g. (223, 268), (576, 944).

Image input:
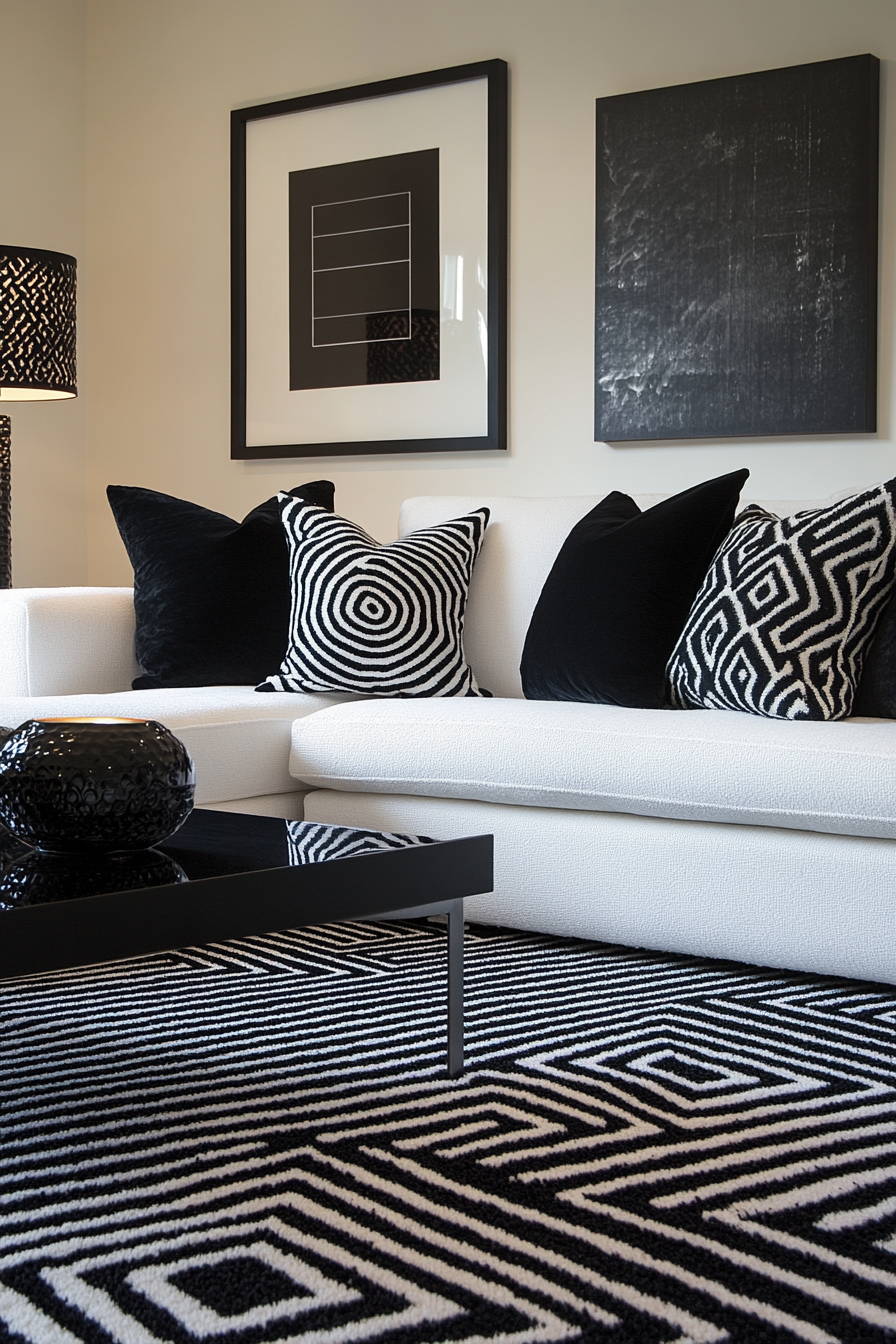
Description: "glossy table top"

(0, 809), (433, 910)
(0, 809), (492, 982)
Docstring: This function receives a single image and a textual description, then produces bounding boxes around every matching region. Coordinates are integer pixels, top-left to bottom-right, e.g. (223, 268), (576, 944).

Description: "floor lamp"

(0, 246), (77, 589)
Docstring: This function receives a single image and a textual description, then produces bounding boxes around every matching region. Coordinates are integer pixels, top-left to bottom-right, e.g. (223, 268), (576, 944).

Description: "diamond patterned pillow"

(257, 499), (491, 697)
(666, 482), (896, 720)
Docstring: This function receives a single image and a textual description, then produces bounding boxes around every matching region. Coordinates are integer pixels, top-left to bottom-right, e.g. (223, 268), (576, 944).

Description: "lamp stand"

(0, 415), (9, 589)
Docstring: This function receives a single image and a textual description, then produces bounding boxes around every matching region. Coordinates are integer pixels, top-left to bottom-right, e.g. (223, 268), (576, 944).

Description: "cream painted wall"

(1, 0), (87, 586)
(83, 0), (896, 584)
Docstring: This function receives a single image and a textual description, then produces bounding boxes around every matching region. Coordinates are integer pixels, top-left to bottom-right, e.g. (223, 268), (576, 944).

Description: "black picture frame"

(232, 60), (508, 459)
(594, 54), (880, 442)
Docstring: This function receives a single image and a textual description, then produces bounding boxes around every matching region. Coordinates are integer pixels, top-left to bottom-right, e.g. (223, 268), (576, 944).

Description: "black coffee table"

(0, 810), (494, 1077)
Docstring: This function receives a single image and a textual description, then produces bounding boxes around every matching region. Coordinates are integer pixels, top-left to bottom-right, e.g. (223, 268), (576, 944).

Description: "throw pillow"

(851, 590), (896, 718)
(667, 481), (896, 720)
(257, 500), (491, 697)
(108, 481), (334, 689)
(519, 470), (749, 709)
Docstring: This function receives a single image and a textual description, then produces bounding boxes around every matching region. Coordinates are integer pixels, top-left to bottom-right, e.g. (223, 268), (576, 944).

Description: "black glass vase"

(0, 718), (195, 854)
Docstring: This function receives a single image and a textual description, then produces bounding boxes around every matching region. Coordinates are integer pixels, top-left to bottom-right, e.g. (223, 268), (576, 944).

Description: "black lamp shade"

(0, 246), (77, 400)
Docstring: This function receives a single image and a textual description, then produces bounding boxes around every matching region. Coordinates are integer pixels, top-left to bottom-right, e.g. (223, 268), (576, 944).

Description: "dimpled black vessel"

(0, 847), (188, 908)
(0, 718), (195, 853)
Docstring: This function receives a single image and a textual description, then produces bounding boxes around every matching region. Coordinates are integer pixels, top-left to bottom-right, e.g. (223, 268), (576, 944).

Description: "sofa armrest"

(0, 588), (141, 697)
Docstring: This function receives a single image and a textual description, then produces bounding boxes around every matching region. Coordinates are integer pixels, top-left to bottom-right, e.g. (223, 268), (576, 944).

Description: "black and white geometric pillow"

(257, 500), (491, 697)
(666, 481), (896, 720)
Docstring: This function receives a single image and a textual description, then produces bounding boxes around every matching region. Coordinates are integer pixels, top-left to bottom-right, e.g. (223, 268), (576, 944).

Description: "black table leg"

(362, 897), (466, 1078)
(446, 897), (464, 1078)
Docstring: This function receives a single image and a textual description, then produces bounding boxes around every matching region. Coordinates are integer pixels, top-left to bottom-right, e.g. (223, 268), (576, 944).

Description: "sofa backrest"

(400, 491), (847, 699)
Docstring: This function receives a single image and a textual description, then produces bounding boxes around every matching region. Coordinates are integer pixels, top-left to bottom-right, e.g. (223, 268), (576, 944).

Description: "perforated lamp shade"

(0, 245), (77, 588)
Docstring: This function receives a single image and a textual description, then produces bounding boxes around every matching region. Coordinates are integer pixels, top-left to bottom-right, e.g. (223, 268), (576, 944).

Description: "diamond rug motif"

(2, 920), (896, 1343)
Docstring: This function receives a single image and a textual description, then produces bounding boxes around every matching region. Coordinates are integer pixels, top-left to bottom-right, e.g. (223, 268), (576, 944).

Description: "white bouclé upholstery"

(0, 588), (140, 696)
(303, 789), (896, 986)
(201, 791), (308, 819)
(291, 696), (896, 840)
(0, 685), (354, 805)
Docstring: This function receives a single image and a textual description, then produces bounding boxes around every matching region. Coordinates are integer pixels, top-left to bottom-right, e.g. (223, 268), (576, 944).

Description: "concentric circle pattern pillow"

(666, 481), (896, 720)
(257, 500), (491, 698)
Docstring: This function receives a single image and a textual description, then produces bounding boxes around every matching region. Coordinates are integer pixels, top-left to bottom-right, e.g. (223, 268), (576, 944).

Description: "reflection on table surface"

(0, 809), (433, 909)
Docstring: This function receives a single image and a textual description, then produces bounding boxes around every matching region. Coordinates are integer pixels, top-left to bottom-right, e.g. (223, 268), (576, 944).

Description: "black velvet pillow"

(107, 481), (334, 689)
(520, 470), (749, 709)
(851, 589), (896, 718)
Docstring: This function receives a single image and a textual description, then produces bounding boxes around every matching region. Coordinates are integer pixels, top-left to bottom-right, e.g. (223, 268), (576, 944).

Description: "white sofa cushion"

(290, 696), (896, 840)
(0, 686), (353, 805)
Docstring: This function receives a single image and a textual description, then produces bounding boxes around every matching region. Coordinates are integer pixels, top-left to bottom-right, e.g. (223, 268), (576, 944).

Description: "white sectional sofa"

(2, 491), (896, 987)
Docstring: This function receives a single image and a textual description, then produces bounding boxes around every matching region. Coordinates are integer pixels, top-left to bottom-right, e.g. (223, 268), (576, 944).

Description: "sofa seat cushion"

(289, 697), (896, 841)
(0, 686), (354, 805)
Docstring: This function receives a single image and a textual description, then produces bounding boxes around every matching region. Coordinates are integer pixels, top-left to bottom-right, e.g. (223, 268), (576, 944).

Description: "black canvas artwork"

(289, 149), (439, 391)
(594, 54), (879, 442)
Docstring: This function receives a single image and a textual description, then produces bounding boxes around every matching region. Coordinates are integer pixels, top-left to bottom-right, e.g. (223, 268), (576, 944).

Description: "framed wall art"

(232, 59), (507, 459)
(595, 54), (879, 442)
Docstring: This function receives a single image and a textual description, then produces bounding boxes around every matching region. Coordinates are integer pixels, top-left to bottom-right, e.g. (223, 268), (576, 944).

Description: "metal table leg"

(446, 897), (464, 1078)
(362, 897), (465, 1077)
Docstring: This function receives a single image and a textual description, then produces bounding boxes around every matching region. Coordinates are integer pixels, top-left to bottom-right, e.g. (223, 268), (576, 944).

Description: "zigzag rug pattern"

(3, 920), (896, 1343)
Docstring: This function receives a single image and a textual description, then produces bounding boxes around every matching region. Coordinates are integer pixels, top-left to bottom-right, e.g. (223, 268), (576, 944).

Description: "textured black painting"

(595, 55), (879, 441)
(290, 149), (439, 390)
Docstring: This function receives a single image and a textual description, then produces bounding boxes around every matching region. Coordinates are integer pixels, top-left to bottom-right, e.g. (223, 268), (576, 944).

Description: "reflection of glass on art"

(443, 253), (490, 376)
(289, 148), (440, 390)
(442, 253), (463, 321)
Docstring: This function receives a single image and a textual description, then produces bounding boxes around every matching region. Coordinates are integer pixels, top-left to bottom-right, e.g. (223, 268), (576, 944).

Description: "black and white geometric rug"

(3, 919), (896, 1344)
